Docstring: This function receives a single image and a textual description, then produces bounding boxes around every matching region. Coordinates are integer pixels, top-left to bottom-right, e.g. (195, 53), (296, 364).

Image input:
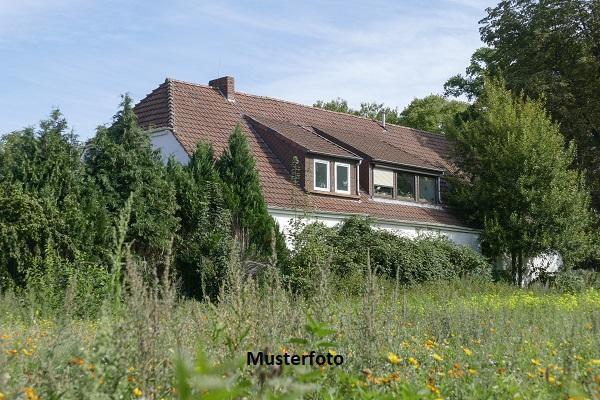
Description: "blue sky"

(0, 0), (495, 139)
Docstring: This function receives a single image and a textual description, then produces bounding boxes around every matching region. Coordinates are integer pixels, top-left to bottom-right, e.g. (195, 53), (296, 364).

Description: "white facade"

(149, 129), (189, 164)
(269, 207), (481, 250)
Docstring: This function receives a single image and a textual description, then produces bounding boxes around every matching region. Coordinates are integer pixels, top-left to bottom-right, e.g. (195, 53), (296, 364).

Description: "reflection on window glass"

(315, 161), (329, 190)
(396, 172), (415, 199)
(336, 164), (349, 192)
(419, 176), (436, 202)
(374, 185), (393, 197)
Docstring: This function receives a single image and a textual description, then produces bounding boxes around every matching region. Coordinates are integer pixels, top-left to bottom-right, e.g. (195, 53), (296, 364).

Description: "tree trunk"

(511, 252), (518, 284)
(517, 251), (524, 287)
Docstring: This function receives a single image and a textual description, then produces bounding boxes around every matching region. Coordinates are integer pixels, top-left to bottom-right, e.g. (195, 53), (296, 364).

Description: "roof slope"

(134, 78), (469, 228)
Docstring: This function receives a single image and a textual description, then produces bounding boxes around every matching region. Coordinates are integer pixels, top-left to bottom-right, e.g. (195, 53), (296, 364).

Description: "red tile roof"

(134, 78), (473, 229)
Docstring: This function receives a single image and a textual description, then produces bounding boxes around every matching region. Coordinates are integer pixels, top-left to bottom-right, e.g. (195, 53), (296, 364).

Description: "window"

(313, 159), (330, 191)
(396, 172), (416, 199)
(335, 162), (350, 194)
(418, 175), (436, 202)
(373, 168), (394, 198)
(373, 167), (439, 203)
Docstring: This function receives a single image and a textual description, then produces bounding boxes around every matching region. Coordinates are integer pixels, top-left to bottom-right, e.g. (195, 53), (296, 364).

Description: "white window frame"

(334, 162), (351, 194)
(313, 159), (330, 192)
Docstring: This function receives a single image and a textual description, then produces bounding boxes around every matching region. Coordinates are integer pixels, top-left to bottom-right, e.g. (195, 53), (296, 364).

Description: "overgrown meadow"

(1, 260), (600, 400)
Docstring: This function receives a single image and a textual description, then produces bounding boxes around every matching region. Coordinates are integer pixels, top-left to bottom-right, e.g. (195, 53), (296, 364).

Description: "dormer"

(246, 116), (361, 198)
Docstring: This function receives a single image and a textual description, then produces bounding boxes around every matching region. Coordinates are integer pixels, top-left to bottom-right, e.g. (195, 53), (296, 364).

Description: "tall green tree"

(218, 124), (276, 258)
(447, 79), (593, 285)
(168, 143), (232, 299)
(0, 110), (102, 286)
(313, 98), (402, 125)
(84, 95), (178, 259)
(399, 95), (469, 134)
(445, 0), (600, 209)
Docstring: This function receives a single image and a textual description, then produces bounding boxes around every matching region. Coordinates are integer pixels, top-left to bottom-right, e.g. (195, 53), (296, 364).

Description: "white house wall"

(149, 129), (190, 165)
(269, 207), (481, 250)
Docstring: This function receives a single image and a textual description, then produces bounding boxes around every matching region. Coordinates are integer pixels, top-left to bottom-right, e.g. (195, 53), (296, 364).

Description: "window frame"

(373, 167), (395, 198)
(313, 159), (330, 192)
(372, 166), (440, 204)
(334, 162), (351, 194)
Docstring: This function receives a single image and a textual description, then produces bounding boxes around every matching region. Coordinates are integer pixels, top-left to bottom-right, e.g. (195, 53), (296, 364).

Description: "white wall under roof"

(150, 129), (189, 165)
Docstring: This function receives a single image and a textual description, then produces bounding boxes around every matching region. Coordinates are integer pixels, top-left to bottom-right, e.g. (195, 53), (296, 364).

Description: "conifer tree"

(168, 142), (232, 299)
(84, 95), (178, 259)
(447, 79), (593, 285)
(217, 124), (276, 258)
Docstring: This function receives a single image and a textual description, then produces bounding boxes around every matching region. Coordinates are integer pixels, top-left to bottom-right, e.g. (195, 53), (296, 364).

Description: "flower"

(6, 349), (17, 356)
(427, 384), (441, 395)
(408, 357), (419, 367)
(462, 347), (473, 357)
(590, 359), (600, 366)
(69, 357), (85, 366)
(425, 339), (437, 349)
(548, 376), (556, 384)
(387, 352), (402, 365)
(328, 349), (337, 356)
(432, 353), (444, 362)
(531, 359), (541, 366)
(24, 387), (40, 400)
(133, 387), (143, 397)
(21, 349), (33, 356)
(0, 392), (5, 400)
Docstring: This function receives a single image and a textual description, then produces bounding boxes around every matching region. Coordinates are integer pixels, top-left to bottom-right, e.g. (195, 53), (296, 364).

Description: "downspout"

(356, 159), (362, 196)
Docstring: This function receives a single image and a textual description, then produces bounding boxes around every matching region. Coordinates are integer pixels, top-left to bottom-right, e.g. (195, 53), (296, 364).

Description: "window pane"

(315, 162), (328, 189)
(336, 164), (349, 192)
(374, 185), (393, 198)
(419, 176), (436, 202)
(396, 172), (415, 199)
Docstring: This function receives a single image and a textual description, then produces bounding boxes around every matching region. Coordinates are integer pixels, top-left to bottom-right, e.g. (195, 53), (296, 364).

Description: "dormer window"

(373, 167), (440, 203)
(335, 162), (350, 194)
(314, 159), (330, 191)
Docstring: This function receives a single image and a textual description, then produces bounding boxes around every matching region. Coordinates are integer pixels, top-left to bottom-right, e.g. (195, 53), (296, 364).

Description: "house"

(133, 76), (480, 249)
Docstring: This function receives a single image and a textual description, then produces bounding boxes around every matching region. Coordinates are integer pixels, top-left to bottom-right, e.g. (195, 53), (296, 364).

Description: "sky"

(0, 0), (496, 139)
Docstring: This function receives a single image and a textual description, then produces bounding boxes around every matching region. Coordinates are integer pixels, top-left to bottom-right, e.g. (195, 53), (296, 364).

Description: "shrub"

(287, 217), (493, 294)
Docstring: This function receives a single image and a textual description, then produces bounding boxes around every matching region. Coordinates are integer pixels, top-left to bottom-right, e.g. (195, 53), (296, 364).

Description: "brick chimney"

(209, 76), (235, 102)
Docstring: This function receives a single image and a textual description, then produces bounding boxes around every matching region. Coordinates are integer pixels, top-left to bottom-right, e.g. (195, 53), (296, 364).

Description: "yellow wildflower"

(133, 387), (143, 397)
(328, 349), (336, 356)
(425, 339), (437, 349)
(548, 376), (556, 384)
(590, 359), (600, 366)
(408, 357), (419, 367)
(427, 383), (441, 395)
(531, 359), (541, 366)
(432, 353), (444, 362)
(22, 348), (33, 356)
(24, 387), (40, 400)
(468, 368), (477, 375)
(0, 392), (5, 400)
(387, 352), (402, 365)
(6, 349), (18, 356)
(462, 347), (473, 357)
(69, 357), (85, 366)
(127, 366), (135, 372)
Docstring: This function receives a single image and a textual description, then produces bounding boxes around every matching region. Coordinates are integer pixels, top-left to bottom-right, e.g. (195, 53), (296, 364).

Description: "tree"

(218, 124), (277, 258)
(445, 0), (600, 210)
(0, 110), (101, 286)
(399, 95), (469, 134)
(168, 143), (232, 299)
(313, 98), (353, 114)
(313, 98), (403, 125)
(84, 95), (178, 260)
(447, 79), (593, 285)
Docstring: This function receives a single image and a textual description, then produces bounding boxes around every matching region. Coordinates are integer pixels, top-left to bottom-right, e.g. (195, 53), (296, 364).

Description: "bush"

(287, 217), (493, 294)
(553, 269), (600, 293)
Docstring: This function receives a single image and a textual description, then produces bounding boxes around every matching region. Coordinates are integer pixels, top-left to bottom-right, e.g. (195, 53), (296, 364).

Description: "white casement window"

(313, 159), (330, 191)
(373, 168), (394, 198)
(334, 162), (351, 194)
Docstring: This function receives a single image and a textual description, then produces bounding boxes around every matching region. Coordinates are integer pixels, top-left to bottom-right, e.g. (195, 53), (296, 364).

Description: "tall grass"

(0, 256), (599, 399)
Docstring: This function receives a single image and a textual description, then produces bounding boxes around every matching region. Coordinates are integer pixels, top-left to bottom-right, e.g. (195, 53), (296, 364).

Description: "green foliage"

(218, 124), (278, 259)
(287, 216), (492, 294)
(446, 78), (593, 284)
(399, 95), (469, 134)
(168, 142), (232, 299)
(84, 95), (179, 260)
(445, 0), (600, 210)
(313, 99), (403, 125)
